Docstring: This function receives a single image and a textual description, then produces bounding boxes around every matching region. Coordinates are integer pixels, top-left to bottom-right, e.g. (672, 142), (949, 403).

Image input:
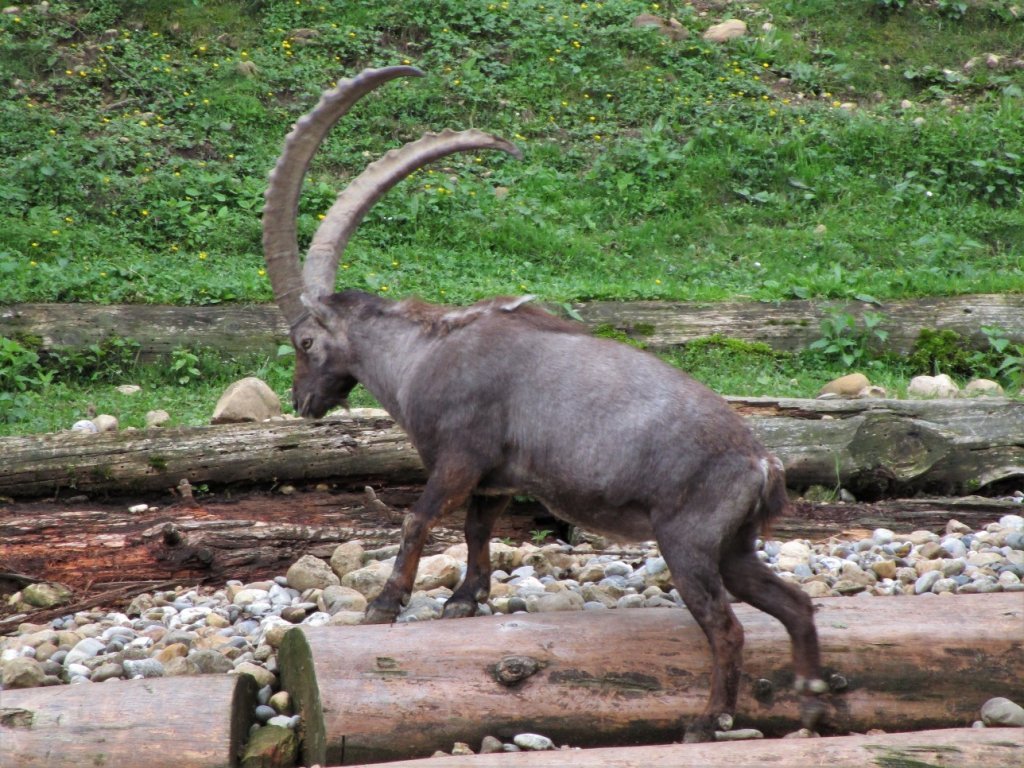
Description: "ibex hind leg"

(654, 515), (745, 743)
(719, 548), (827, 730)
(443, 495), (511, 619)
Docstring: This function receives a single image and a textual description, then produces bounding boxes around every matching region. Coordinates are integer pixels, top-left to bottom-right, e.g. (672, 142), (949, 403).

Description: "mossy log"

(3, 294), (1022, 358)
(0, 674), (257, 768)
(0, 398), (1020, 500)
(335, 728), (1024, 768)
(277, 593), (1024, 766)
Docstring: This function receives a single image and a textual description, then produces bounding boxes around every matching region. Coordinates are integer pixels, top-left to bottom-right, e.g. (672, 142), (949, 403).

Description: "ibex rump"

(262, 66), (826, 742)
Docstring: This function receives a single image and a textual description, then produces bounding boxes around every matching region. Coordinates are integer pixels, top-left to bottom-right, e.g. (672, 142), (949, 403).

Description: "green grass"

(0, 0), (1022, 435)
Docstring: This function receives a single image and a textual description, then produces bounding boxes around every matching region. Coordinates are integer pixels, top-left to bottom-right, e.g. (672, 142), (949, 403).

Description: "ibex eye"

(300, 338), (313, 351)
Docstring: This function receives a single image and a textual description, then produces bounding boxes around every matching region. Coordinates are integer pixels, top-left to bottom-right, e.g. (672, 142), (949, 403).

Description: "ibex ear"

(300, 292), (335, 329)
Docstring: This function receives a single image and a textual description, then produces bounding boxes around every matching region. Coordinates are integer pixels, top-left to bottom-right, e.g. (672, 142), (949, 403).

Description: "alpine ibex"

(262, 66), (826, 741)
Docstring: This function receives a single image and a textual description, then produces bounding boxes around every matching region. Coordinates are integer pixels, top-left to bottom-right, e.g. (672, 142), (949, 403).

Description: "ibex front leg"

(364, 462), (479, 624)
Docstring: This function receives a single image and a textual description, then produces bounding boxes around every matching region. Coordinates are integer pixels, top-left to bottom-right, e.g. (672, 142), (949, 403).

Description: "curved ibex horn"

(303, 128), (521, 297)
(262, 65), (521, 325)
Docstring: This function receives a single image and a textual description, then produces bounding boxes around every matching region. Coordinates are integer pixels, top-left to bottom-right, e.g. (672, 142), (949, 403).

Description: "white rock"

(964, 379), (1004, 397)
(71, 420), (98, 433)
(908, 374), (959, 399)
(703, 19), (746, 43)
(91, 414), (119, 432)
(146, 409), (171, 427)
(513, 733), (555, 751)
(211, 377), (282, 424)
(818, 373), (869, 398)
(116, 384), (142, 395)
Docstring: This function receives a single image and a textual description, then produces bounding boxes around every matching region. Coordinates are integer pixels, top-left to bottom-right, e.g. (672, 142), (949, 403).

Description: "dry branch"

(278, 593), (1024, 766)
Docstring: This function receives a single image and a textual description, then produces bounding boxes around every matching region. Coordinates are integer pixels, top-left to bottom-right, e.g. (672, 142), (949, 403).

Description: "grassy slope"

(0, 1), (1021, 434)
(1, 0), (1021, 306)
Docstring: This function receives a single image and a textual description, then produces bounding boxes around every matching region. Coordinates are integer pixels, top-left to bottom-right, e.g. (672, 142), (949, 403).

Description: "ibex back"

(262, 66), (826, 742)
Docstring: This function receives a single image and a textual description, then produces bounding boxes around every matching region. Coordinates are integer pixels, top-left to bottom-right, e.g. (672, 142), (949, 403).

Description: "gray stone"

(321, 585), (368, 614)
(398, 594), (444, 622)
(90, 661), (124, 682)
(526, 591), (584, 613)
(286, 555), (340, 591)
(189, 649), (235, 674)
(981, 697), (1024, 727)
(211, 377), (282, 424)
(329, 541), (365, 579)
(914, 571), (943, 594)
(480, 735), (505, 754)
(235, 661), (276, 688)
(241, 725), (298, 768)
(64, 637), (106, 665)
(513, 733), (555, 751)
(123, 658), (165, 678)
(818, 373), (869, 398)
(703, 19), (747, 43)
(21, 582), (73, 609)
(908, 373), (959, 399)
(414, 554), (462, 591)
(2, 657), (46, 688)
(341, 560), (392, 599)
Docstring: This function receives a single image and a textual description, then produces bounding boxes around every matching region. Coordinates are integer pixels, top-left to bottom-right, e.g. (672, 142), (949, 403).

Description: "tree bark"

(2, 294), (1021, 359)
(0, 674), (257, 768)
(335, 728), (1024, 768)
(0, 398), (1020, 500)
(278, 594), (1024, 767)
(2, 489), (1021, 597)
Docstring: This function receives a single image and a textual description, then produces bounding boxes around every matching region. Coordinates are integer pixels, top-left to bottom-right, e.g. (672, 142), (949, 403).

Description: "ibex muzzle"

(262, 66), (826, 742)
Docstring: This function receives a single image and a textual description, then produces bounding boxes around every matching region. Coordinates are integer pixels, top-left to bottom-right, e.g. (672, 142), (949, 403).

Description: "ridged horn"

(262, 65), (424, 326)
(303, 128), (522, 296)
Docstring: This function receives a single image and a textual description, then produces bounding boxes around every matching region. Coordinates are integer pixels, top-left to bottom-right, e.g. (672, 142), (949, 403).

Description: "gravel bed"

(3, 509), (1023, 745)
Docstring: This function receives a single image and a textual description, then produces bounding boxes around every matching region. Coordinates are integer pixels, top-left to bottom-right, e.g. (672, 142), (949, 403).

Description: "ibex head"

(262, 66), (521, 417)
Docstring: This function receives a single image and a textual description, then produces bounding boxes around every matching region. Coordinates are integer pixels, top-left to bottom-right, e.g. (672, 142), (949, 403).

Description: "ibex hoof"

(363, 603), (400, 625)
(683, 717), (718, 744)
(800, 696), (827, 732)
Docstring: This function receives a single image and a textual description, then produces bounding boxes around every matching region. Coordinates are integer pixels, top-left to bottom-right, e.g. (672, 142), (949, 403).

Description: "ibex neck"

(347, 300), (437, 424)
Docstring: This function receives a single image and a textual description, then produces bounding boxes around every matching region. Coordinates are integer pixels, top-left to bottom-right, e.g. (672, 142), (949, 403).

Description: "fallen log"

(0, 486), (466, 594)
(3, 294), (1021, 358)
(0, 398), (1020, 499)
(1, 487), (1021, 595)
(336, 728), (1024, 768)
(278, 593), (1024, 766)
(0, 673), (257, 768)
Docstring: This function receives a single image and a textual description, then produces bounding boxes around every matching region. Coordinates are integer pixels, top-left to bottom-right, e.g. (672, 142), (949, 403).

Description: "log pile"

(278, 594), (1024, 766)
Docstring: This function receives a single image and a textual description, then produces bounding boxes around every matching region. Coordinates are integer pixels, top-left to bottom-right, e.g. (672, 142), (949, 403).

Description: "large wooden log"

(0, 398), (1020, 499)
(3, 294), (1022, 358)
(0, 674), (257, 768)
(336, 728), (1024, 768)
(277, 593), (1024, 766)
(1, 488), (1021, 598)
